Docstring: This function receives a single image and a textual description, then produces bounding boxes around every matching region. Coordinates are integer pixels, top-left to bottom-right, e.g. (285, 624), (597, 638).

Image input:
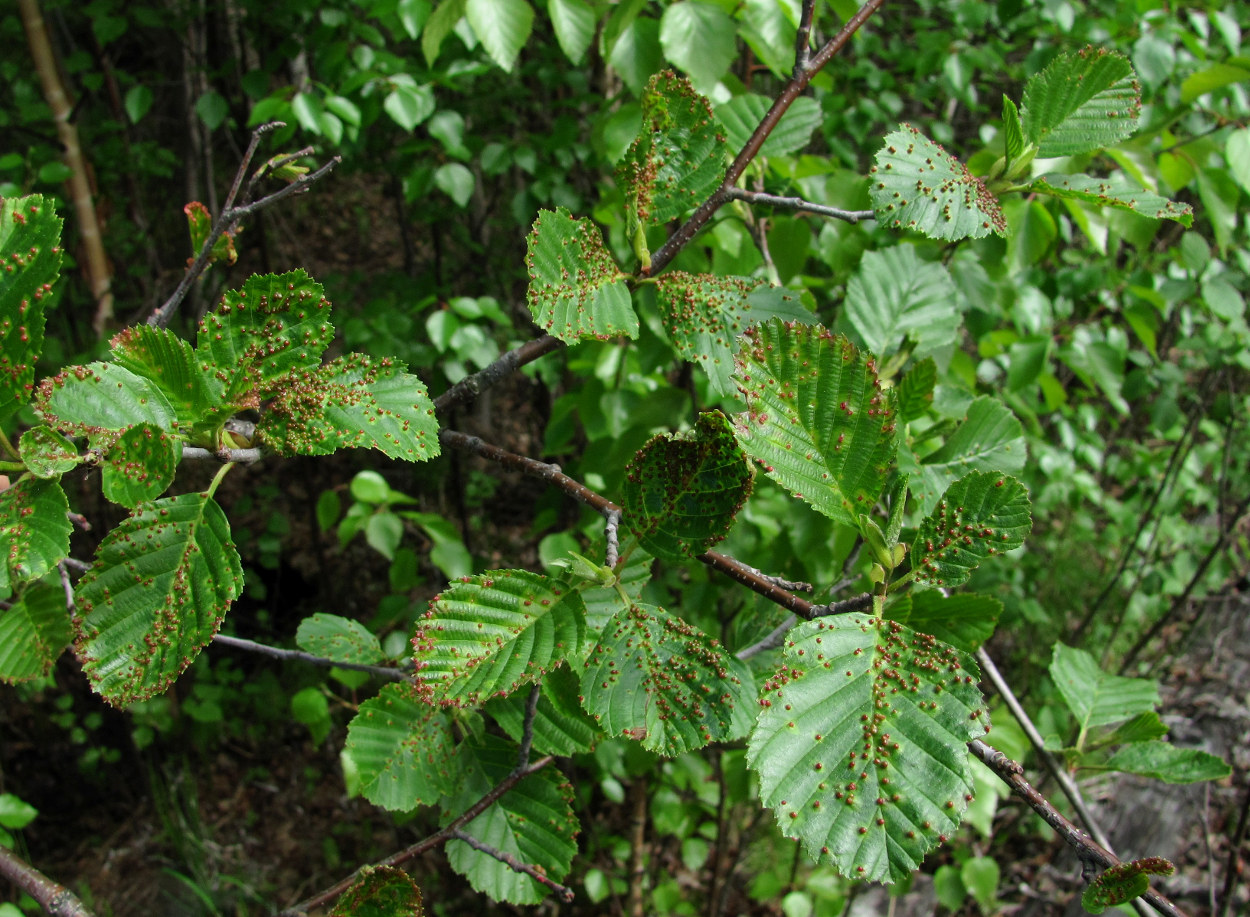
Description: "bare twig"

(434, 334), (565, 415)
(726, 188), (875, 224)
(449, 829), (575, 902)
(181, 445), (263, 464)
(212, 634), (410, 681)
(0, 845), (97, 917)
(792, 0), (818, 75)
(56, 560), (75, 613)
(517, 684), (542, 769)
(604, 508), (623, 568)
(1215, 776), (1250, 917)
(699, 551), (818, 617)
(970, 740), (1189, 917)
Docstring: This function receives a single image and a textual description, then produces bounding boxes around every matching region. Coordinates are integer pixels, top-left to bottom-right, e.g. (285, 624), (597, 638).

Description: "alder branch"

(450, 830), (575, 902)
(181, 445), (263, 464)
(148, 123), (341, 329)
(434, 334), (565, 415)
(212, 634), (410, 681)
(969, 740), (1189, 917)
(726, 188), (875, 224)
(792, 0), (817, 74)
(0, 845), (97, 917)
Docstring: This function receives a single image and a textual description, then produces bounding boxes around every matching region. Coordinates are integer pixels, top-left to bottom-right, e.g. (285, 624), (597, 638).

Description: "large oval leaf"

(1022, 47), (1141, 156)
(344, 683), (455, 811)
(747, 614), (988, 883)
(910, 472), (1032, 589)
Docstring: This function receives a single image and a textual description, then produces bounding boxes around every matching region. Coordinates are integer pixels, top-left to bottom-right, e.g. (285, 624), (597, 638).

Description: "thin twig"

(792, 0), (817, 75)
(726, 188), (875, 224)
(517, 683), (542, 769)
(449, 829), (575, 902)
(699, 551), (817, 617)
(56, 560), (75, 613)
(181, 445), (263, 464)
(212, 634), (410, 681)
(969, 740), (1189, 917)
(604, 508), (622, 568)
(0, 845), (97, 917)
(434, 334), (565, 415)
(1215, 776), (1250, 917)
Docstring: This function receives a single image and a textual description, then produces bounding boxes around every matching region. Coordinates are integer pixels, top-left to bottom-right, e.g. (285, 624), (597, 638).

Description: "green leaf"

(124, 84), (154, 124)
(1001, 96), (1024, 164)
(0, 476), (70, 591)
(183, 201), (236, 266)
(655, 272), (813, 395)
(1179, 62), (1250, 104)
(910, 473), (1031, 589)
(434, 162), (474, 207)
(259, 353), (440, 461)
(110, 324), (216, 428)
(618, 72), (728, 255)
(843, 246), (960, 358)
(100, 423), (181, 509)
(1225, 128), (1250, 195)
(1021, 47), (1141, 156)
(579, 545), (653, 632)
(905, 396), (1027, 516)
(445, 735), (578, 905)
(747, 614), (988, 883)
(74, 492), (244, 707)
(579, 602), (746, 755)
(885, 591), (1003, 653)
(1082, 858), (1174, 915)
(716, 95), (822, 158)
(330, 866), (425, 917)
(622, 412), (754, 561)
(896, 358), (936, 423)
(18, 426), (81, 478)
(1026, 173), (1193, 227)
(422, 0), (467, 67)
(465, 0), (534, 71)
(1105, 742), (1231, 785)
(658, 1), (737, 92)
(35, 361), (178, 439)
(1049, 644), (1159, 731)
(345, 683), (455, 810)
(384, 81), (436, 131)
(1104, 711), (1168, 745)
(296, 613), (384, 665)
(195, 91), (229, 130)
(870, 124), (1006, 241)
(548, 0), (595, 64)
(0, 196), (62, 421)
(733, 321), (899, 528)
(413, 570), (587, 707)
(0, 579), (73, 683)
(524, 208), (635, 341)
(487, 665), (600, 756)
(0, 794), (38, 830)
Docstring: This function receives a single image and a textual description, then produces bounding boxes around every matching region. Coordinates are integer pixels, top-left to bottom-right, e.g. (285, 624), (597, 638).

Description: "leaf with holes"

(445, 735), (578, 905)
(101, 423), (181, 509)
(74, 492), (243, 707)
(1082, 858), (1174, 915)
(413, 570), (586, 707)
(580, 603), (746, 755)
(656, 272), (813, 395)
(330, 866), (425, 917)
(1027, 174), (1192, 226)
(35, 362), (178, 439)
(0, 578), (73, 683)
(1022, 47), (1141, 157)
(1049, 644), (1159, 731)
(870, 125), (1006, 241)
(747, 614), (988, 883)
(525, 208), (635, 341)
(910, 473), (1031, 589)
(259, 353), (439, 461)
(885, 591), (1003, 653)
(622, 412), (753, 561)
(843, 246), (960, 359)
(344, 683), (455, 810)
(0, 195), (61, 423)
(733, 321), (898, 529)
(296, 613), (384, 665)
(18, 426), (80, 478)
(0, 476), (70, 591)
(487, 665), (600, 756)
(903, 396), (1026, 516)
(618, 71), (727, 260)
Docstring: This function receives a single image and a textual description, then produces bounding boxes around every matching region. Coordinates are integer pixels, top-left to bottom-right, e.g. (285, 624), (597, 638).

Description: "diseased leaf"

(487, 665), (600, 756)
(525, 208), (635, 341)
(413, 570), (586, 707)
(1105, 742), (1232, 784)
(1049, 644), (1159, 731)
(870, 124), (1006, 241)
(445, 735), (578, 905)
(885, 591), (1003, 652)
(1022, 47), (1141, 156)
(74, 492), (243, 707)
(1027, 173), (1193, 227)
(655, 272), (813, 395)
(733, 321), (898, 528)
(18, 426), (81, 478)
(111, 324), (216, 428)
(578, 545), (653, 632)
(330, 866), (425, 917)
(345, 683), (455, 810)
(1082, 858), (1174, 915)
(296, 613), (384, 665)
(622, 412), (753, 561)
(748, 614), (988, 883)
(35, 362), (178, 438)
(0, 476), (71, 591)
(910, 473), (1031, 589)
(0, 195), (61, 423)
(579, 603), (746, 755)
(843, 246), (960, 358)
(0, 578), (73, 683)
(100, 423), (181, 509)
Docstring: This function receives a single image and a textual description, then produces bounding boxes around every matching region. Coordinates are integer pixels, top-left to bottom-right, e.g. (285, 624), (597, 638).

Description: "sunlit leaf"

(658, 2), (736, 91)
(465, 0), (534, 71)
(1022, 47), (1140, 156)
(1027, 173), (1192, 227)
(296, 613), (384, 665)
(843, 246), (960, 358)
(910, 473), (1031, 589)
(716, 94), (822, 158)
(885, 591), (1003, 652)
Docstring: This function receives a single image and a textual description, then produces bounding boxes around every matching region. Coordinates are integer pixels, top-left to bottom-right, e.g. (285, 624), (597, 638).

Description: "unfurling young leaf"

(0, 195), (61, 423)
(622, 411), (753, 560)
(1022, 47), (1141, 157)
(870, 124), (1006, 242)
(910, 472), (1031, 589)
(183, 201), (237, 266)
(748, 614), (988, 883)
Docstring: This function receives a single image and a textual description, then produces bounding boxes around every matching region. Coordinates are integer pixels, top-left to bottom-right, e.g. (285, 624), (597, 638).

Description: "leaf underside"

(748, 614), (988, 883)
(1049, 643), (1159, 730)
